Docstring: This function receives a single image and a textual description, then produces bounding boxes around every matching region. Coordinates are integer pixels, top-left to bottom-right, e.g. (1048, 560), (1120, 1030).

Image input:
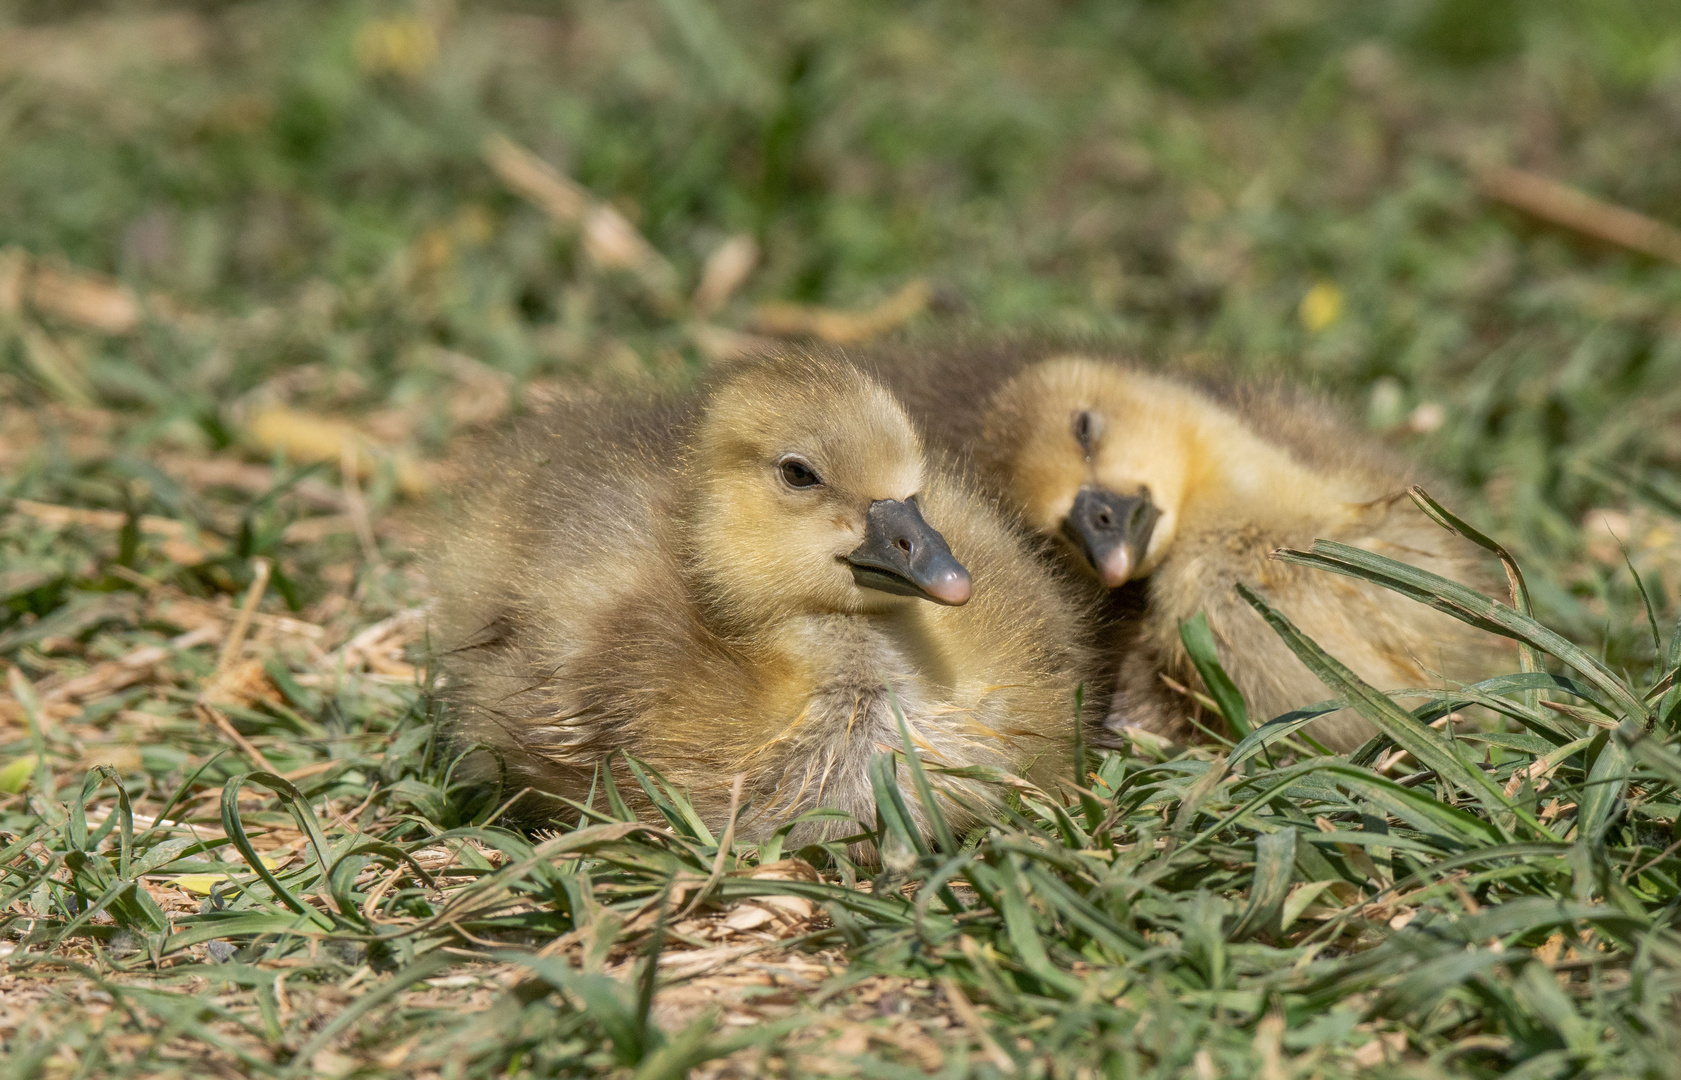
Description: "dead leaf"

(201, 658), (279, 710)
(244, 404), (432, 496)
(748, 858), (821, 883)
(722, 905), (777, 932)
(29, 263), (142, 334)
(688, 322), (778, 363)
(692, 235), (758, 317)
(353, 16), (439, 78)
(751, 280), (931, 345)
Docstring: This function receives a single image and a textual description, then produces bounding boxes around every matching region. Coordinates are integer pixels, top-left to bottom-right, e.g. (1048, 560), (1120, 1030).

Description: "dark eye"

(1072, 410), (1104, 454)
(779, 457), (822, 489)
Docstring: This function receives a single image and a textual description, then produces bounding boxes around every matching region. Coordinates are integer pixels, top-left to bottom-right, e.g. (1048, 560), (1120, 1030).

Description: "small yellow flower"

(1299, 281), (1344, 333)
(354, 17), (439, 79)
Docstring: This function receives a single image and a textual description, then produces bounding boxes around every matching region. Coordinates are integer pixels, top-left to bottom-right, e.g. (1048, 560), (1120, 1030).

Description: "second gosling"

(429, 353), (1094, 844)
(974, 355), (1504, 750)
(860, 342), (1502, 751)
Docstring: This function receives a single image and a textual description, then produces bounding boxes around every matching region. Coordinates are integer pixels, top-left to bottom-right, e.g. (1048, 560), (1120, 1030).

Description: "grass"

(3, 1), (1681, 1076)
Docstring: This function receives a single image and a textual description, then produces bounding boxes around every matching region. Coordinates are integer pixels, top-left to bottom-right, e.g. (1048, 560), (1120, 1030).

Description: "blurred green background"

(3, 0), (1680, 659)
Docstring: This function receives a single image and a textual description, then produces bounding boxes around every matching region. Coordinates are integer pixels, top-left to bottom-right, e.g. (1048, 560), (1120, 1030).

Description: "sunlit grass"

(3, 1), (1681, 1076)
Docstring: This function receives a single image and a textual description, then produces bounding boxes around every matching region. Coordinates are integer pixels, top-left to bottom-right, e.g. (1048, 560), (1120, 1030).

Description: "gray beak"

(1061, 486), (1159, 587)
(845, 498), (972, 606)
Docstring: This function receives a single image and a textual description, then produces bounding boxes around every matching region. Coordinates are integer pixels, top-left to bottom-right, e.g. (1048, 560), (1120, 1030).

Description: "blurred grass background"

(4, 1), (1681, 1076)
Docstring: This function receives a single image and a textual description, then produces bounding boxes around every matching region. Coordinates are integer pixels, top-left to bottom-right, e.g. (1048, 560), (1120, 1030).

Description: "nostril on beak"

(1095, 510), (1112, 528)
(895, 538), (913, 553)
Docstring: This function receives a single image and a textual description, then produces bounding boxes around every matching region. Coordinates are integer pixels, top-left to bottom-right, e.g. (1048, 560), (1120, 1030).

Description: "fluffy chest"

(737, 613), (1023, 825)
(772, 612), (963, 747)
(796, 608), (930, 685)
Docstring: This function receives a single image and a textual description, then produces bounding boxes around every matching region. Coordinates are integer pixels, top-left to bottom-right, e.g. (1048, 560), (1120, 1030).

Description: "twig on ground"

(43, 624), (220, 706)
(217, 557), (271, 673)
(194, 701), (277, 774)
(1476, 165), (1681, 265)
(341, 441), (382, 570)
(483, 134), (680, 310)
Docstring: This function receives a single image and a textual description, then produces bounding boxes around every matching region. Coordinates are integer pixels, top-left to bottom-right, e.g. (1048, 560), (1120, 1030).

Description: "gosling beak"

(845, 498), (973, 606)
(1062, 486), (1160, 587)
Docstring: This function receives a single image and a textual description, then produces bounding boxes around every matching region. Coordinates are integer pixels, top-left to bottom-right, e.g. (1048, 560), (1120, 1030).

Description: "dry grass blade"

(243, 403), (432, 497)
(15, 320), (94, 405)
(482, 134), (680, 308)
(1477, 164), (1681, 265)
(940, 977), (1016, 1073)
(691, 234), (758, 317)
(751, 280), (931, 344)
(7, 498), (222, 564)
(481, 134), (588, 223)
(215, 556), (270, 674)
(28, 262), (143, 334)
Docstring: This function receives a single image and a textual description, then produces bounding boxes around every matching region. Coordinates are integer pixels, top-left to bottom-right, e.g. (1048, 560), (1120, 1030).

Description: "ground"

(3, 2), (1681, 1078)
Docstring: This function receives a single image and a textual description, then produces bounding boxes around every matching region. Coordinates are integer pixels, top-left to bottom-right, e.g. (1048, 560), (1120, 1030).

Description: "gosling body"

(862, 341), (1501, 751)
(430, 354), (1093, 843)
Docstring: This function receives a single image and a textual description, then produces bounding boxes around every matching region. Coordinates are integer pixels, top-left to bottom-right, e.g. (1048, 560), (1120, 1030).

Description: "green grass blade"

(1618, 719), (1681, 789)
(1408, 487), (1546, 703)
(1276, 541), (1651, 723)
(1227, 701), (1347, 767)
(1227, 828), (1296, 942)
(1229, 672), (1597, 767)
(285, 953), (455, 1077)
(1179, 611), (1251, 738)
(623, 755), (714, 845)
(218, 774), (334, 928)
(600, 753), (636, 822)
(1577, 734), (1631, 848)
(1659, 610), (1681, 732)
(989, 863), (1083, 995)
(889, 687), (959, 854)
(498, 951), (658, 1064)
(868, 750), (930, 859)
(1236, 583), (1544, 834)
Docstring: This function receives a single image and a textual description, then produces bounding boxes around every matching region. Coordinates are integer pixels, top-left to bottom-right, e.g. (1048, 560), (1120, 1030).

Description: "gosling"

(860, 342), (1500, 751)
(429, 353), (1094, 846)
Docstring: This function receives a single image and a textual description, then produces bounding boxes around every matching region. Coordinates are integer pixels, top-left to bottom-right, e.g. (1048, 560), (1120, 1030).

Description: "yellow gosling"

(428, 353), (1095, 847)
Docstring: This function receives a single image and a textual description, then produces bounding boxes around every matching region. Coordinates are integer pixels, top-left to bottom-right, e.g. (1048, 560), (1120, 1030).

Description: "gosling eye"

(1072, 409), (1104, 455)
(778, 456), (823, 489)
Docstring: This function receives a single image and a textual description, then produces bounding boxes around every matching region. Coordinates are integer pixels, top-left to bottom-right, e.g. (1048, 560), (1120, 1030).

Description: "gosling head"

(983, 356), (1203, 588)
(691, 355), (973, 618)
